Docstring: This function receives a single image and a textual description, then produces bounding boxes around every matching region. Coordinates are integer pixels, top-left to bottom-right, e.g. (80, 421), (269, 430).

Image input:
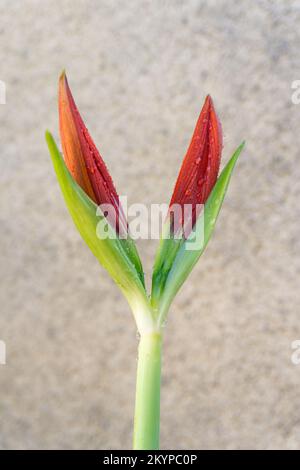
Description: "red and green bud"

(152, 96), (244, 316)
(59, 72), (127, 235)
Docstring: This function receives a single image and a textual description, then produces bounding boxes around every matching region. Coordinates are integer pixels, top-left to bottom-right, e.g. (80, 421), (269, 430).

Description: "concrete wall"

(0, 0), (300, 449)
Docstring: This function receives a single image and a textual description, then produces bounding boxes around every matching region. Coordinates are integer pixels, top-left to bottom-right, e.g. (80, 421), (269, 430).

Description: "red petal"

(169, 95), (222, 234)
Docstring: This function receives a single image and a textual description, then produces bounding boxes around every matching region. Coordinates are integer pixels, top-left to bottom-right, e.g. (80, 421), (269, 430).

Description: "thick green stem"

(133, 332), (162, 450)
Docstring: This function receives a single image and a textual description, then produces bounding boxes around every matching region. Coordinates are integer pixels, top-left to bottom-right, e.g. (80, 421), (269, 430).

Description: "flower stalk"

(133, 332), (162, 450)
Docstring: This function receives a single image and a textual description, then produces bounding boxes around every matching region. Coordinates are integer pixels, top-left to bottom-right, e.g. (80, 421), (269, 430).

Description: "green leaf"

(152, 142), (245, 325)
(46, 131), (153, 331)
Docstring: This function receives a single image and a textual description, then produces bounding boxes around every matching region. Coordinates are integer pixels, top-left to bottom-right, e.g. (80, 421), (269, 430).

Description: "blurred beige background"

(1, 0), (300, 450)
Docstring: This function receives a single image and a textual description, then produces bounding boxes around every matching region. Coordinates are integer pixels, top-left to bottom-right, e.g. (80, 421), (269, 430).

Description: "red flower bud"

(169, 95), (222, 235)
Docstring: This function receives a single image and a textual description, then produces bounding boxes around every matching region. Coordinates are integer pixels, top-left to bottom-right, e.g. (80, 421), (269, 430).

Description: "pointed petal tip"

(207, 95), (218, 114)
(59, 69), (67, 82)
(201, 94), (212, 111)
(204, 94), (216, 109)
(59, 71), (69, 95)
(201, 96), (219, 126)
(59, 71), (71, 100)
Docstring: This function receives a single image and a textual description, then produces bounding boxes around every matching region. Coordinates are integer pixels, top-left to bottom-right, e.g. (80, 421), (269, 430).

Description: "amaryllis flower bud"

(59, 72), (127, 235)
(169, 95), (222, 235)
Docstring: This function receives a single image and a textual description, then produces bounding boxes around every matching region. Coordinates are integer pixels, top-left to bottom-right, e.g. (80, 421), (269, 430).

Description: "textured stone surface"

(1, 0), (300, 449)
